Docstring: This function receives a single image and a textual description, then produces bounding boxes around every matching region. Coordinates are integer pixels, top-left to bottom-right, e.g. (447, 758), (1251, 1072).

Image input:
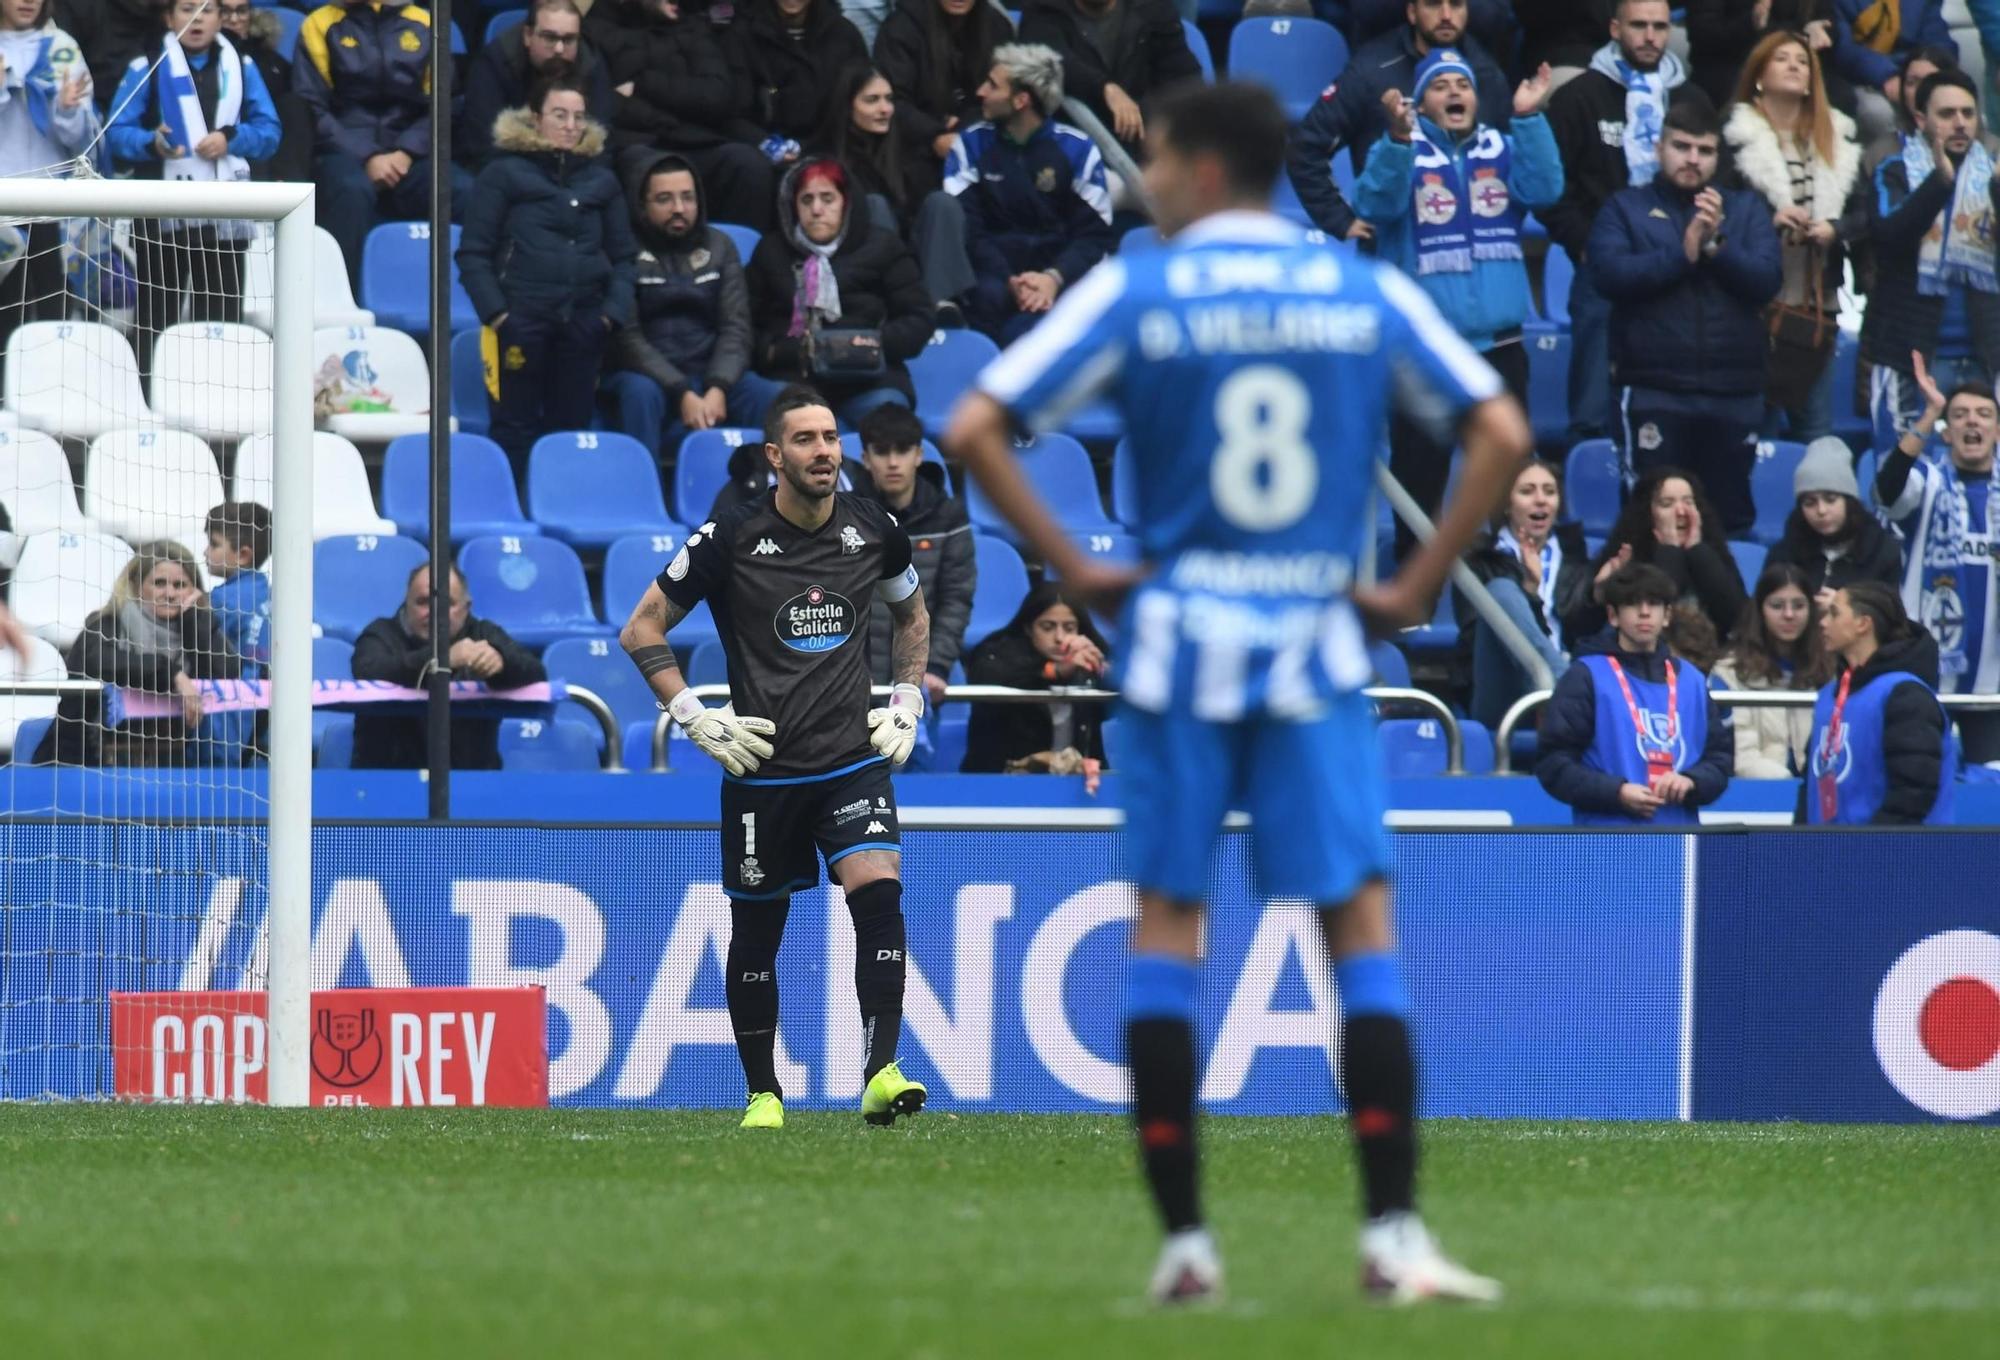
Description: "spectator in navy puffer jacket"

(457, 78), (637, 475)
(1588, 89), (1781, 539)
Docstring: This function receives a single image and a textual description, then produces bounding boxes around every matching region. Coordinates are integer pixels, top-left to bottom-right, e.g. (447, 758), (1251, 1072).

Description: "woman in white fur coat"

(1722, 29), (1863, 443)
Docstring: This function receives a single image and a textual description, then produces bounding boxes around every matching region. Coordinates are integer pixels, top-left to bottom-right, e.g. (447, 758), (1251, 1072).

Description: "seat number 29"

(1210, 365), (1317, 532)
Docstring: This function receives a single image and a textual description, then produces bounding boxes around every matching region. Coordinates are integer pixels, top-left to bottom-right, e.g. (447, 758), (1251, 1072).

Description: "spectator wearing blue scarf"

(1356, 46), (1563, 560)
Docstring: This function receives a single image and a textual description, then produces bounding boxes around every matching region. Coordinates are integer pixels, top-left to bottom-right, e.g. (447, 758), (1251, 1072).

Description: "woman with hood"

(1765, 435), (1903, 600)
(1799, 580), (1957, 823)
(457, 76), (638, 475)
(872, 0), (1013, 173)
(743, 155), (935, 427)
(961, 581), (1111, 774)
(35, 540), (242, 768)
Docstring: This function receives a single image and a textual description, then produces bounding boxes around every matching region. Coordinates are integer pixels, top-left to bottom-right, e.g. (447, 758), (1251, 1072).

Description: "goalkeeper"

(621, 384), (932, 1131)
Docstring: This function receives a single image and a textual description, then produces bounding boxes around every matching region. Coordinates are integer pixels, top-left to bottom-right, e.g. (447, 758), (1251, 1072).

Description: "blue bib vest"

(1805, 671), (1958, 825)
(1574, 654), (1708, 826)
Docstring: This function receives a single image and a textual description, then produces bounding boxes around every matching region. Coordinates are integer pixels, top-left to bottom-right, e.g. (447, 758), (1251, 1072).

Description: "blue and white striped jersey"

(975, 210), (1502, 720)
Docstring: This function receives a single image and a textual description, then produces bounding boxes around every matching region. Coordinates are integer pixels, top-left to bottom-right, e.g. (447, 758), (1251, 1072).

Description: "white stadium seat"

(0, 633), (67, 754)
(151, 322), (274, 441)
(311, 325), (450, 443)
(3, 321), (154, 440)
(0, 427), (95, 548)
(82, 428), (223, 546)
(242, 224), (374, 331)
(10, 529), (134, 648)
(233, 431), (395, 538)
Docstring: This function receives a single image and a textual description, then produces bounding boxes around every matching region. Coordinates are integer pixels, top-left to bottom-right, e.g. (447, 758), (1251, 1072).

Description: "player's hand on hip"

(667, 691), (778, 775)
(867, 683), (924, 766)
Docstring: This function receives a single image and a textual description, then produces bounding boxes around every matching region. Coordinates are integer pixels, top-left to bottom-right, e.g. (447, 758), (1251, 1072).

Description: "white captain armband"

(876, 564), (921, 603)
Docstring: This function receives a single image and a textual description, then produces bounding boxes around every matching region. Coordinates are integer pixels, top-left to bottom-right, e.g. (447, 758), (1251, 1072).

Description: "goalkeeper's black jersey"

(660, 491), (915, 779)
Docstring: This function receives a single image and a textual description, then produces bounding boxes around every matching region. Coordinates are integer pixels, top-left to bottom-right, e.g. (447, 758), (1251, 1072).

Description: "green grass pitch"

(1, 1108), (1994, 1358)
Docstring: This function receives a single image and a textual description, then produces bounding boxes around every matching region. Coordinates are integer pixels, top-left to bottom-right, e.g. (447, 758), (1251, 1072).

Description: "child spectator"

(1569, 465), (1748, 649)
(1538, 561), (1733, 824)
(1765, 435), (1902, 601)
(203, 500), (271, 675)
(1710, 562), (1836, 778)
(962, 582), (1109, 774)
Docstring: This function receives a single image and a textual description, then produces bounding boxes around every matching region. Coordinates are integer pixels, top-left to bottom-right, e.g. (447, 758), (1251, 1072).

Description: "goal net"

(0, 173), (314, 1104)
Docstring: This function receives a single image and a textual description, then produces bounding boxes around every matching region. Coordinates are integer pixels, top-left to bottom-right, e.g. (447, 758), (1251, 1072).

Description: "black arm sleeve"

(877, 522), (914, 580)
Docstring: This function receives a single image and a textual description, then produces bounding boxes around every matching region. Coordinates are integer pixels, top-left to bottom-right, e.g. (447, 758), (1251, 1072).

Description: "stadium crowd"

(2, 0), (1996, 815)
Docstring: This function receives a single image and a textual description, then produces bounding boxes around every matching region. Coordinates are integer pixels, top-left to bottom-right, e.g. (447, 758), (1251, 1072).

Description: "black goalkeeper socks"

(846, 879), (906, 1079)
(727, 898), (788, 1100)
(1126, 1017), (1202, 1233)
(1342, 1013), (1417, 1219)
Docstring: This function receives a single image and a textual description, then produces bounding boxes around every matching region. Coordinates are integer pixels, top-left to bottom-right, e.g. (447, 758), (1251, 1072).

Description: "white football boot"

(1358, 1212), (1502, 1305)
(1147, 1227), (1225, 1307)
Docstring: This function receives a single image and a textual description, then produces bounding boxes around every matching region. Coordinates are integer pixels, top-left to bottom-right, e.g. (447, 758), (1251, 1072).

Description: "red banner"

(110, 987), (548, 1107)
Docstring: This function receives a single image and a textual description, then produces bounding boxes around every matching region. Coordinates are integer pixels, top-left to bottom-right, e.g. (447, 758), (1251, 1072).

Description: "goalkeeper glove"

(867, 683), (924, 767)
(667, 690), (777, 776)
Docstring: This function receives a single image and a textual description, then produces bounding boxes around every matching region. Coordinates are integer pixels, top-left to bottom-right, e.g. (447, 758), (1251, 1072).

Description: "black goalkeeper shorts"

(720, 758), (901, 900)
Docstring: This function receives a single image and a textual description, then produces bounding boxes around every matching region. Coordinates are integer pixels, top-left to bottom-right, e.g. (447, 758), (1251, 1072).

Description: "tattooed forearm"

(889, 588), (930, 691)
(620, 584), (689, 652)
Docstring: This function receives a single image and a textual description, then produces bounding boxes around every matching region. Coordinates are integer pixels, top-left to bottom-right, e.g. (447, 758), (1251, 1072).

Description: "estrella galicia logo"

(311, 1006), (383, 1087)
(776, 585), (856, 653)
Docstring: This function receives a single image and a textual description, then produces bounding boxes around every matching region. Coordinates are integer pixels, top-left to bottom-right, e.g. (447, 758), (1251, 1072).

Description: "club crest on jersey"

(776, 585), (856, 653)
(840, 525), (867, 554)
(740, 856), (765, 886)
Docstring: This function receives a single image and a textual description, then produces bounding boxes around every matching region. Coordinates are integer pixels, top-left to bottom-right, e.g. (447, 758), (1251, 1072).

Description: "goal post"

(0, 177), (315, 1106)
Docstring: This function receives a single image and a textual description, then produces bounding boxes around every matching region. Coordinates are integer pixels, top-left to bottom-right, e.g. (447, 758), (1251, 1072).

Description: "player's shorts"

(1114, 688), (1389, 905)
(719, 756), (901, 900)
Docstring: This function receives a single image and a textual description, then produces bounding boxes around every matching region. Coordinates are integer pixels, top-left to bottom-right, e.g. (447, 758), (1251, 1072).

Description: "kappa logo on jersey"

(865, 820), (888, 834)
(841, 525), (867, 554)
(775, 585), (857, 653)
(752, 538), (784, 556)
(1873, 929), (2000, 1119)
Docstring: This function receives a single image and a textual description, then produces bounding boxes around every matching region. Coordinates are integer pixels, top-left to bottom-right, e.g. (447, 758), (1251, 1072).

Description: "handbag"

(1764, 248), (1835, 412)
(807, 326), (886, 379)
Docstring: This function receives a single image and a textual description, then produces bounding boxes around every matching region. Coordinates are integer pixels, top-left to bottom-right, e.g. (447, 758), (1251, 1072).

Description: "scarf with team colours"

(156, 33), (251, 237)
(1409, 120), (1519, 275)
(1587, 41), (1687, 188)
(1900, 132), (2000, 297)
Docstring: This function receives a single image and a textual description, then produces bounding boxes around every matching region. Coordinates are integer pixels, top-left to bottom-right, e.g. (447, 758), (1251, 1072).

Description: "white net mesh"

(0, 200), (278, 1100)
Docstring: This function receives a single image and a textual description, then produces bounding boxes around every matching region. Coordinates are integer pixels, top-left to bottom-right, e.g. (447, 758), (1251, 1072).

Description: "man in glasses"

(462, 0), (612, 168)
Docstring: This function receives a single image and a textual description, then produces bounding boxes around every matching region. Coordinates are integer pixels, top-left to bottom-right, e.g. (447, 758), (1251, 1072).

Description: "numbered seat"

(1540, 248), (1574, 328)
(151, 322), (273, 440)
(498, 717), (603, 771)
(456, 535), (608, 646)
(312, 533), (429, 641)
(5, 321), (155, 439)
(232, 431), (395, 539)
(0, 427), (94, 543)
(601, 530), (690, 624)
(1049, 529), (1141, 572)
(543, 635), (658, 745)
(83, 428), (224, 546)
(673, 427), (759, 525)
(0, 633), (66, 754)
(311, 325), (440, 443)
(361, 223), (479, 335)
(1378, 718), (1449, 777)
(1228, 17), (1349, 120)
(9, 530), (135, 648)
(381, 432), (539, 544)
(908, 330), (1001, 439)
(527, 431), (674, 548)
(967, 534), (1031, 645)
(242, 223), (374, 332)
(965, 433), (1112, 547)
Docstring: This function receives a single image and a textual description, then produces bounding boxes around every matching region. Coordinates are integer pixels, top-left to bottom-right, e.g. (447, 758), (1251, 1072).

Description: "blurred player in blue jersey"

(948, 80), (1532, 1307)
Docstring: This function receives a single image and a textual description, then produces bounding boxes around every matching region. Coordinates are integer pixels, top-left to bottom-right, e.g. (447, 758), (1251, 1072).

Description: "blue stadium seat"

(381, 432), (541, 544)
(1526, 328), (1571, 449)
(1540, 248), (1573, 328)
(1750, 440), (1807, 546)
(498, 718), (602, 771)
(269, 5), (303, 62)
(602, 531), (690, 623)
(1460, 720), (1496, 774)
(528, 430), (674, 547)
(1183, 18), (1214, 79)
(317, 717), (354, 769)
(1729, 539), (1768, 588)
(1565, 438), (1623, 537)
(313, 533), (429, 641)
(1369, 639), (1411, 688)
(1399, 580), (1458, 658)
(968, 535), (1031, 644)
(312, 636), (355, 679)
(837, 431), (946, 470)
(623, 719), (663, 772)
(1062, 400), (1125, 443)
(360, 223), (478, 335)
(1830, 329), (1871, 451)
(449, 328), (489, 435)
(1856, 449), (1879, 508)
(1378, 718), (1448, 777)
(966, 432), (1112, 546)
(684, 640), (730, 688)
(1228, 18), (1348, 121)
(1065, 529), (1140, 568)
(673, 427), (759, 525)
(484, 8), (525, 43)
(457, 535), (609, 646)
(449, 19), (467, 54)
(714, 223), (761, 261)
(542, 636), (659, 747)
(908, 330), (1001, 439)
(931, 709), (970, 773)
(1110, 438), (1140, 524)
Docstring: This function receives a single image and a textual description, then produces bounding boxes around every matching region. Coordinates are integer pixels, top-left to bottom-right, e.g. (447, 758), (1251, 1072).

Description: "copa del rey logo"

(1873, 930), (2000, 1119)
(110, 986), (549, 1107)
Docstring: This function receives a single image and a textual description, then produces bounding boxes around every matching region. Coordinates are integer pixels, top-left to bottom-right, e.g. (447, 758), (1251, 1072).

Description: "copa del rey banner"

(110, 987), (549, 1107)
